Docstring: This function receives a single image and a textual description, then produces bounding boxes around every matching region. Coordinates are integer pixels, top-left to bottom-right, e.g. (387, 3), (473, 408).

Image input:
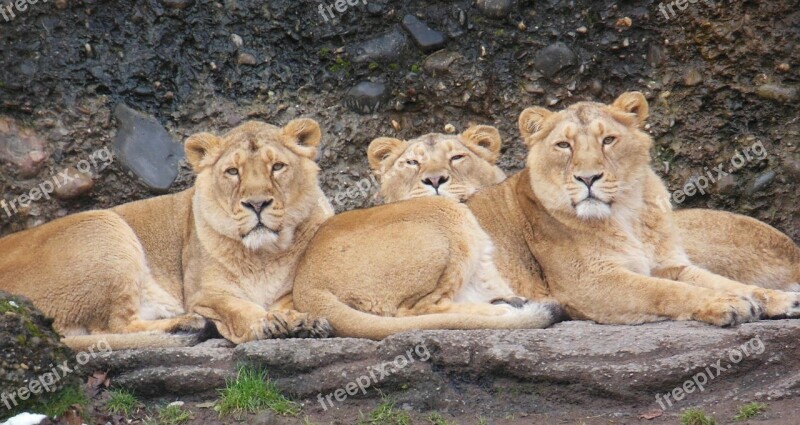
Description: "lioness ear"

(611, 91), (649, 127)
(368, 137), (406, 175)
(461, 125), (502, 164)
(283, 118), (322, 159)
(519, 107), (553, 143)
(185, 132), (224, 171)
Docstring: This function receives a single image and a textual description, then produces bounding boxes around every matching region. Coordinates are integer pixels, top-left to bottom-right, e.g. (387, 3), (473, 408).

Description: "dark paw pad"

(491, 297), (529, 309)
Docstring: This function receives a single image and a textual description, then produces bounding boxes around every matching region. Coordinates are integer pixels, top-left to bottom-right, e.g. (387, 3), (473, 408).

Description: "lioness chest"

(237, 261), (297, 308)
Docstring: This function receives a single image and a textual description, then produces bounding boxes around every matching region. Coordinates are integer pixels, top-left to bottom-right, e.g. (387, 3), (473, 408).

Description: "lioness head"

(185, 119), (329, 251)
(519, 92), (652, 220)
(367, 126), (507, 203)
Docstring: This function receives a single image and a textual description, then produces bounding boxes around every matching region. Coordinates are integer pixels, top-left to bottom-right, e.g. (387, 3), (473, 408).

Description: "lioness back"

(293, 196), (563, 339)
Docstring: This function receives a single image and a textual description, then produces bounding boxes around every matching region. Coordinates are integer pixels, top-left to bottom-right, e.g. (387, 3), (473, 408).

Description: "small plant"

(734, 402), (766, 421)
(106, 389), (139, 416)
(216, 366), (300, 417)
(681, 408), (717, 425)
(155, 404), (192, 425)
(359, 399), (412, 425)
(410, 63), (421, 73)
(42, 385), (89, 418)
(329, 57), (352, 73)
(319, 47), (331, 57)
(369, 62), (380, 70)
(428, 412), (456, 424)
(389, 63), (400, 70)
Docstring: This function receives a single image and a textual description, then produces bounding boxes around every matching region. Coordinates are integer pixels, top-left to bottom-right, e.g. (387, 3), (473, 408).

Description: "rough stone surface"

(0, 291), (79, 413)
(113, 104), (184, 193)
(79, 321), (800, 414)
(476, 0), (514, 19)
(0, 117), (49, 178)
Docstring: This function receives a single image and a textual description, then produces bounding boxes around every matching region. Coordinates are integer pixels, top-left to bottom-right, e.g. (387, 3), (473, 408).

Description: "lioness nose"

(422, 175), (450, 189)
(241, 197), (274, 214)
(574, 173), (604, 188)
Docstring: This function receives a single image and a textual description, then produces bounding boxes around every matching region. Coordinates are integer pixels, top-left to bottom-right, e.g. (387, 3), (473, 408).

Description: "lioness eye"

(406, 159), (419, 166)
(272, 163), (286, 172)
(225, 168), (239, 176)
(603, 136), (617, 145)
(556, 142), (571, 149)
(450, 154), (466, 162)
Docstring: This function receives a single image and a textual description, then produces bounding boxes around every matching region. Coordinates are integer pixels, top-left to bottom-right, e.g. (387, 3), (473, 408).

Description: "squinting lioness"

(0, 119), (333, 349)
(368, 120), (800, 293)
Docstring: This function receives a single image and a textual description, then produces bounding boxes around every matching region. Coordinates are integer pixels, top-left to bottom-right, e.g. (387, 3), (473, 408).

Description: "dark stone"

(113, 104), (184, 192)
(422, 50), (463, 74)
(476, 0), (515, 19)
(401, 15), (447, 53)
(347, 28), (408, 63)
(161, 0), (194, 9)
(757, 84), (798, 103)
(534, 41), (577, 78)
(343, 81), (388, 115)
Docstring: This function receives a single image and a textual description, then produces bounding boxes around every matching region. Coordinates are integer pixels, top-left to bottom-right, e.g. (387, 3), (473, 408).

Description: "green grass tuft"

(359, 399), (412, 425)
(106, 389), (139, 416)
(681, 408), (717, 425)
(428, 411), (457, 424)
(216, 366), (300, 417)
(41, 385), (89, 418)
(155, 404), (192, 425)
(734, 402), (767, 421)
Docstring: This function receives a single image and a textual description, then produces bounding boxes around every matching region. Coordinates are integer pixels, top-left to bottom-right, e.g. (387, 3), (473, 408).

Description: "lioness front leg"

(191, 294), (331, 344)
(559, 268), (760, 326)
(658, 265), (800, 319)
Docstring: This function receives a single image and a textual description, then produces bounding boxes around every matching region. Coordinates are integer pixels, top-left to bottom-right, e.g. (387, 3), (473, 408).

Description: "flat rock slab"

(80, 321), (800, 414)
(113, 104), (184, 192)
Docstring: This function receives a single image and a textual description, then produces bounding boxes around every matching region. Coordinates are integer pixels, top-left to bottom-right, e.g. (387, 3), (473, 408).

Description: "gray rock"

(401, 15), (447, 53)
(534, 41), (577, 78)
(78, 321), (800, 414)
(715, 173), (737, 195)
(476, 0), (515, 19)
(347, 28), (408, 63)
(237, 52), (257, 65)
(343, 81), (388, 114)
(422, 50), (463, 74)
(113, 104), (184, 192)
(0, 116), (49, 178)
(749, 170), (776, 193)
(756, 84), (798, 103)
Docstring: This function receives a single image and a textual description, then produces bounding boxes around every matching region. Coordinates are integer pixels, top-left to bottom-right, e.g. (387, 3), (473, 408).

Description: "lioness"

(0, 119), (333, 349)
(292, 127), (564, 340)
(368, 125), (800, 292)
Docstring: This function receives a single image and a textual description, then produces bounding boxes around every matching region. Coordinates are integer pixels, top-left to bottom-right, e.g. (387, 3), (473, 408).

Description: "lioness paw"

(755, 289), (800, 319)
(167, 313), (211, 334)
(252, 311), (333, 339)
(694, 295), (759, 327)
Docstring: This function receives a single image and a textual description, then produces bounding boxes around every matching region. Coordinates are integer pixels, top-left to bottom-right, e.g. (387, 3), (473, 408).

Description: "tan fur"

(0, 119), (334, 349)
(368, 125), (507, 203)
(472, 92), (800, 325)
(292, 195), (563, 340)
(372, 133), (800, 295)
(675, 209), (800, 290)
